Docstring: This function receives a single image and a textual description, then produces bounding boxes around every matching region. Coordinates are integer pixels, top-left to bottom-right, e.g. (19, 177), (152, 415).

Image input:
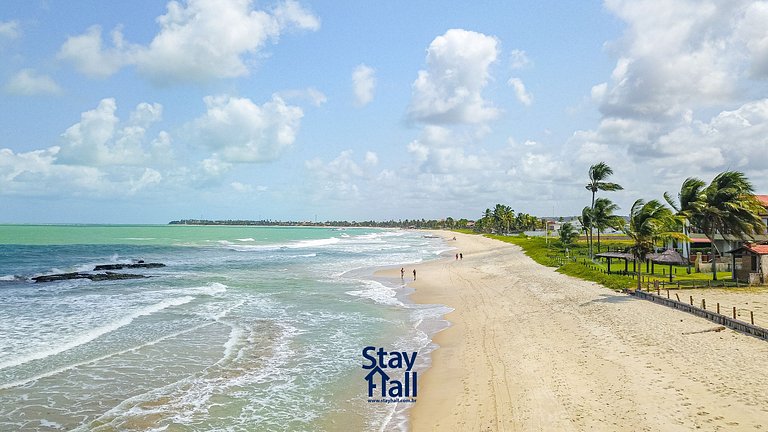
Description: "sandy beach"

(393, 231), (768, 431)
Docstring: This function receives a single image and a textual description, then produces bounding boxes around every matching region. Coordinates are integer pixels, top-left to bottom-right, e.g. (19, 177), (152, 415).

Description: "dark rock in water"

(32, 272), (148, 283)
(93, 263), (165, 271)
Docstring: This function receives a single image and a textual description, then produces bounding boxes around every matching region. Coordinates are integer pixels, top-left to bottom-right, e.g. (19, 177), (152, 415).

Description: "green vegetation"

(558, 222), (579, 246)
(488, 234), (636, 290)
(584, 162), (623, 258)
(484, 233), (738, 291)
(623, 199), (685, 290)
(474, 205), (541, 234)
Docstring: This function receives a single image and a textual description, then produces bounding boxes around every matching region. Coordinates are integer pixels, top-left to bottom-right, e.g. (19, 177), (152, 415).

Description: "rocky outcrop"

(31, 262), (166, 283)
(33, 272), (148, 283)
(93, 263), (165, 271)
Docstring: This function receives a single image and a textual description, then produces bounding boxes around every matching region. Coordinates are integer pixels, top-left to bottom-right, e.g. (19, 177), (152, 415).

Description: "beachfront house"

(728, 242), (768, 285)
(687, 195), (768, 275)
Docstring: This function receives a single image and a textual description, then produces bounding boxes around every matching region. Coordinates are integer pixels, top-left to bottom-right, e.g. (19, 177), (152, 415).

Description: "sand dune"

(400, 232), (768, 431)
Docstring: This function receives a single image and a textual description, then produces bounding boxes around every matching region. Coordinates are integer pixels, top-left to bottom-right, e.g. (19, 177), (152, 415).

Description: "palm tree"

(585, 162), (623, 258)
(559, 222), (579, 246)
(664, 177), (706, 269)
(578, 206), (592, 250)
(493, 204), (514, 234)
(445, 216), (455, 229)
(692, 171), (765, 280)
(623, 199), (682, 290)
(592, 198), (623, 253)
(479, 208), (493, 233)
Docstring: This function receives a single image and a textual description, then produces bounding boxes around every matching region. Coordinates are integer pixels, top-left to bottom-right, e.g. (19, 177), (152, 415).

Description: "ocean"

(0, 225), (452, 431)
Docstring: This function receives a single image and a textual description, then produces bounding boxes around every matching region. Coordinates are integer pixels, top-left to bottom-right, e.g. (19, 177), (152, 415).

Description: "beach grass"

(476, 233), (738, 291)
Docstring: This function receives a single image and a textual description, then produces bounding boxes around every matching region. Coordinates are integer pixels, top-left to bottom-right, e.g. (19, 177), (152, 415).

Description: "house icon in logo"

(364, 365), (391, 397)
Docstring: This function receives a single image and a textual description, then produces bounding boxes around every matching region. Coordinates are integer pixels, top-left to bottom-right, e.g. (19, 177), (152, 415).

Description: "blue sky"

(1, 1), (767, 223)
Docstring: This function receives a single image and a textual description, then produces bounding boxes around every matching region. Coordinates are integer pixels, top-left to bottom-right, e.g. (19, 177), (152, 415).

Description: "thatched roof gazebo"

(594, 251), (634, 274)
(648, 249), (687, 282)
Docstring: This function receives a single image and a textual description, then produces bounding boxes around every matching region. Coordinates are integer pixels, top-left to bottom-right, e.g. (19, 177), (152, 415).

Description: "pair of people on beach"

(455, 253), (463, 260)
(400, 267), (416, 280)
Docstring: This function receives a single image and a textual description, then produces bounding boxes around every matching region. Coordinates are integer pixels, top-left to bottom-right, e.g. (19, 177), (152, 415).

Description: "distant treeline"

(168, 219), (472, 229)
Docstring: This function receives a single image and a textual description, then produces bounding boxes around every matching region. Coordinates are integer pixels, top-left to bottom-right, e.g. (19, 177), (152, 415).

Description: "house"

(691, 194), (768, 260)
(728, 242), (768, 285)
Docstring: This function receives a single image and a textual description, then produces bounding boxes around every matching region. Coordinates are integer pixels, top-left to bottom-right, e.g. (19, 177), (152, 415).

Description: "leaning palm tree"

(693, 171), (766, 280)
(585, 162), (623, 257)
(592, 197), (623, 253)
(664, 177), (706, 269)
(622, 199), (682, 290)
(578, 206), (593, 250)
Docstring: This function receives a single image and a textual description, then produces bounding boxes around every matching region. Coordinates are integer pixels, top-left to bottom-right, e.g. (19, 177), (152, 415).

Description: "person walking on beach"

(455, 253), (459, 260)
(459, 253), (463, 260)
(401, 267), (404, 279)
(413, 269), (417, 280)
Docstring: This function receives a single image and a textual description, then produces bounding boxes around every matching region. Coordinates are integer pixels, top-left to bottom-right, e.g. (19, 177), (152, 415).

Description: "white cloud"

(352, 64), (376, 106)
(508, 77), (533, 106)
(595, 0), (768, 120)
(305, 150), (386, 199)
(128, 168), (163, 194)
(57, 26), (135, 78)
(201, 157), (233, 177)
(272, 0), (320, 30)
(230, 181), (252, 192)
(0, 20), (20, 41)
(58, 0), (320, 83)
(0, 146), (166, 198)
(4, 69), (62, 95)
(0, 147), (104, 196)
(407, 29), (500, 124)
(364, 151), (378, 166)
(190, 94), (303, 163)
(509, 49), (530, 69)
(57, 98), (165, 166)
(129, 102), (163, 126)
(277, 87), (327, 107)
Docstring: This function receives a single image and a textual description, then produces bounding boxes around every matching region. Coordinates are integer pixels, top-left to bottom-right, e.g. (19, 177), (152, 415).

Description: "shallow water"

(0, 225), (451, 431)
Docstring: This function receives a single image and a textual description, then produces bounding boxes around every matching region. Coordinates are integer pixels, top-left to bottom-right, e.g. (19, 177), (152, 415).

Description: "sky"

(1, 0), (768, 224)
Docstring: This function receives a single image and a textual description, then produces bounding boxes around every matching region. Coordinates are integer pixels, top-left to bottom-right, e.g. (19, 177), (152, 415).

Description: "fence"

(629, 282), (768, 341)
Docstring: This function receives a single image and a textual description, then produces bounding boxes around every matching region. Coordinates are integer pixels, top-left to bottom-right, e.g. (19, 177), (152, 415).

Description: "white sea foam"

(235, 238), (255, 242)
(0, 274), (18, 281)
(0, 296), (195, 371)
(346, 279), (404, 306)
(0, 321), (216, 390)
(286, 237), (340, 248)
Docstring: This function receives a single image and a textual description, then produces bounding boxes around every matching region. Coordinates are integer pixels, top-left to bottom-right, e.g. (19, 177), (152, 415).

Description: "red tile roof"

(756, 195), (768, 207)
(689, 237), (711, 243)
(745, 244), (768, 254)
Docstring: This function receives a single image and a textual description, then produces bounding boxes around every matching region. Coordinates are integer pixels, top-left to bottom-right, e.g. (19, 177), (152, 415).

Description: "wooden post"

(667, 289), (670, 299)
(702, 299), (706, 310)
(717, 302), (720, 314)
(733, 306), (737, 319)
(676, 293), (681, 302)
(751, 311), (755, 325)
(690, 295), (694, 305)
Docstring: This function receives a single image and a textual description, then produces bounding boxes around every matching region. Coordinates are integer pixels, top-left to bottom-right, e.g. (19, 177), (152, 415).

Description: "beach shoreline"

(397, 231), (768, 431)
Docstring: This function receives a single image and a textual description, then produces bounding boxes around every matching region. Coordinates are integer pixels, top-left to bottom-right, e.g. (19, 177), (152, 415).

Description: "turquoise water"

(0, 226), (451, 431)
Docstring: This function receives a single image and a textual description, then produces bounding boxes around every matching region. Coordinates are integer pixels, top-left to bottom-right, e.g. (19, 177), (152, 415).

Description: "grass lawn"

(474, 232), (739, 291)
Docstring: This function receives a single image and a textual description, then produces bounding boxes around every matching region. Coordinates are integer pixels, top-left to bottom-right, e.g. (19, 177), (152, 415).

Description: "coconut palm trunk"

(710, 226), (718, 281)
